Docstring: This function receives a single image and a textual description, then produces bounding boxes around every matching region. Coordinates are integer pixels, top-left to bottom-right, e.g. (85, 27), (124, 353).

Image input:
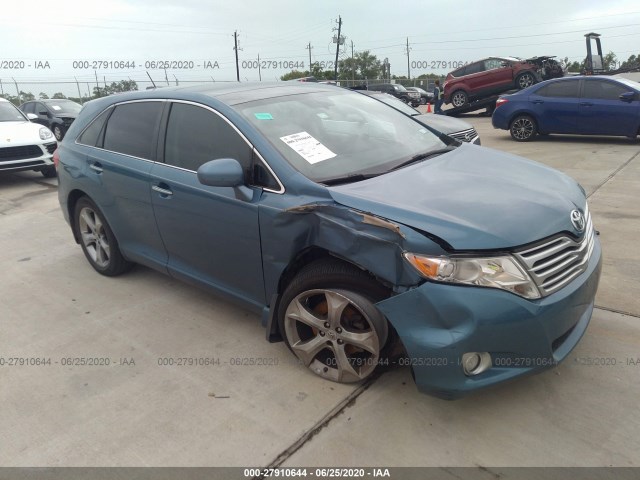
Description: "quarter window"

(535, 81), (579, 98)
(77, 108), (112, 147)
(164, 102), (252, 174)
(583, 80), (629, 100)
(103, 102), (163, 160)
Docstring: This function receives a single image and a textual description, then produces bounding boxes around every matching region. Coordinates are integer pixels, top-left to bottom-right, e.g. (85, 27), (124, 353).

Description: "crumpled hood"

(328, 144), (586, 250)
(0, 121), (50, 146)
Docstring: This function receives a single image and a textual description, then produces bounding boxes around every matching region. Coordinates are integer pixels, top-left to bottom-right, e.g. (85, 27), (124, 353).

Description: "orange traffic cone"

(426, 101), (432, 113)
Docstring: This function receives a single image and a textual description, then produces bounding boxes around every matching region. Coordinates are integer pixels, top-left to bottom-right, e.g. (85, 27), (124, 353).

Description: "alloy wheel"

(78, 207), (111, 268)
(518, 73), (534, 89)
(284, 289), (382, 383)
(511, 117), (535, 140)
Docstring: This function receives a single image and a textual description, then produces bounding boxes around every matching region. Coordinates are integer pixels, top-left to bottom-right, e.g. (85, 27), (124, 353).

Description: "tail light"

(495, 98), (508, 108)
(53, 148), (60, 168)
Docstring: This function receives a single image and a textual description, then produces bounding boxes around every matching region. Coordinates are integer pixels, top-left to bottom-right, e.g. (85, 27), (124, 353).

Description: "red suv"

(444, 57), (540, 108)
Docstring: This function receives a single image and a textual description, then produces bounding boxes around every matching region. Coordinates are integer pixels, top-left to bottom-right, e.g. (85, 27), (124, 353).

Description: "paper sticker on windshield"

(254, 112), (273, 120)
(51, 105), (62, 110)
(280, 131), (336, 164)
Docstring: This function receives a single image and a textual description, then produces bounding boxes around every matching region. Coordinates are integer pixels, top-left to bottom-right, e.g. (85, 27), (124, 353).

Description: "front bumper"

(376, 236), (602, 399)
(0, 141), (56, 173)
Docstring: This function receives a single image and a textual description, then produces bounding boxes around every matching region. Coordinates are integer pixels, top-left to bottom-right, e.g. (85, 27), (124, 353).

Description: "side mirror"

(619, 91), (636, 102)
(26, 113), (38, 120)
(39, 111), (49, 116)
(197, 158), (244, 187)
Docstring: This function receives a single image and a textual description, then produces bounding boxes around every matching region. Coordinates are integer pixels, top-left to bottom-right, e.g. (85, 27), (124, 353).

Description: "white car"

(0, 97), (57, 178)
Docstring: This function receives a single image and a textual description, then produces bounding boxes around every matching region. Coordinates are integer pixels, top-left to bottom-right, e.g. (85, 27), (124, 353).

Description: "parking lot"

(1, 114), (639, 468)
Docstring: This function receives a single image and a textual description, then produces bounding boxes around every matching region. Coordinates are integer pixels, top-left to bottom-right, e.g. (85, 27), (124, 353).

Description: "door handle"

(532, 99), (544, 104)
(89, 162), (103, 173)
(152, 184), (173, 196)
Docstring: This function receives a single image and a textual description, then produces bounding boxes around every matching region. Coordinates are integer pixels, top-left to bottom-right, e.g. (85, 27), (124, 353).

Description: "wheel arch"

(67, 189), (89, 243)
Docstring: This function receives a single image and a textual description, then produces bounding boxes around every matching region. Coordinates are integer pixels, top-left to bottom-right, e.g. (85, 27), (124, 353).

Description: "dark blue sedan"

(492, 76), (640, 141)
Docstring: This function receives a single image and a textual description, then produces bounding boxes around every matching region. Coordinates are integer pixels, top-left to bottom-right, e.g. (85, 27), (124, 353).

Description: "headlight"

(404, 253), (540, 299)
(39, 127), (53, 140)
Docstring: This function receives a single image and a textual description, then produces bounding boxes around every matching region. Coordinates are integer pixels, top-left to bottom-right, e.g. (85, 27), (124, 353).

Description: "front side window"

(535, 81), (579, 98)
(234, 90), (446, 183)
(164, 102), (252, 174)
(583, 80), (629, 100)
(102, 102), (163, 160)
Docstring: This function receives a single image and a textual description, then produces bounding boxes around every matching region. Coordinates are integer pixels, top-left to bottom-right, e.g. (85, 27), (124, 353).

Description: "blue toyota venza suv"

(56, 83), (601, 399)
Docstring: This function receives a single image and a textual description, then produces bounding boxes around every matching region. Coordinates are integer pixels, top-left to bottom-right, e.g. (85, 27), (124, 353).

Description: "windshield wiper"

(321, 173), (381, 186)
(390, 146), (457, 172)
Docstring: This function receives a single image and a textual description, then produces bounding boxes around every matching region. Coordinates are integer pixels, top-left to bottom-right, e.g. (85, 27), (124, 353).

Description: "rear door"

(149, 101), (265, 308)
(483, 58), (514, 93)
(82, 100), (168, 270)
(580, 79), (639, 136)
(528, 79), (581, 134)
(463, 61), (488, 96)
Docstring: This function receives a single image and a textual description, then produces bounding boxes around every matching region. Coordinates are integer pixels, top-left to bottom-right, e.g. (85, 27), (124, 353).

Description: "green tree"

(39, 92), (49, 99)
(338, 50), (383, 80)
(19, 91), (35, 102)
(52, 92), (67, 99)
(280, 70), (309, 81)
(620, 53), (640, 70)
(603, 51), (618, 70)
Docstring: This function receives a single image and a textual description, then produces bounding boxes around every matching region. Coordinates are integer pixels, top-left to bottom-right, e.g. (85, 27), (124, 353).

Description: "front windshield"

(44, 100), (82, 115)
(0, 102), (27, 122)
(234, 89), (446, 183)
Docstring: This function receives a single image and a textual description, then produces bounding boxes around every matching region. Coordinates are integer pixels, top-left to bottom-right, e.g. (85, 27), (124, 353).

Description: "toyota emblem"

(570, 209), (585, 232)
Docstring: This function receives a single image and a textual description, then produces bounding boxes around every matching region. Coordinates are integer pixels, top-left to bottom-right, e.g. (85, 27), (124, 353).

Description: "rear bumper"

(376, 236), (602, 399)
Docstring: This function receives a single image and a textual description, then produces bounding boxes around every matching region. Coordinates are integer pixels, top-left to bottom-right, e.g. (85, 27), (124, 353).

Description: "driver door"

(149, 101), (265, 308)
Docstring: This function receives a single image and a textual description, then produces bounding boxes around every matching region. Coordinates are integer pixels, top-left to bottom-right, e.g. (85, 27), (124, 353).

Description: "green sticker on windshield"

(254, 113), (273, 120)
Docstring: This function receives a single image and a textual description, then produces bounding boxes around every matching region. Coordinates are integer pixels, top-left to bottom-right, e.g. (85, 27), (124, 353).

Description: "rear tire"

(73, 196), (133, 276)
(277, 259), (390, 384)
(510, 115), (538, 141)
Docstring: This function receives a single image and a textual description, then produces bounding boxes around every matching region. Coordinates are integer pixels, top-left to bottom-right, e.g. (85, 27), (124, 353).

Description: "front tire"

(53, 125), (64, 141)
(451, 90), (468, 108)
(73, 197), (133, 276)
(40, 165), (57, 178)
(278, 260), (390, 384)
(516, 72), (536, 89)
(510, 115), (538, 141)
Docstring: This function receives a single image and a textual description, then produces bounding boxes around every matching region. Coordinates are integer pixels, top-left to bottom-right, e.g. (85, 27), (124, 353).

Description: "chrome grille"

(514, 207), (595, 296)
(449, 128), (478, 143)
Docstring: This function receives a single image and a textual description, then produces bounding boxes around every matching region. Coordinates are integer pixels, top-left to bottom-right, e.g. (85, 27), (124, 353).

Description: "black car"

(19, 99), (82, 141)
(405, 86), (434, 105)
(370, 83), (421, 106)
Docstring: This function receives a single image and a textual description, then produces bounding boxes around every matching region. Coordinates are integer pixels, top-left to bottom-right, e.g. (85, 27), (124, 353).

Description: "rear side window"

(77, 108), (112, 147)
(464, 62), (484, 75)
(583, 80), (629, 100)
(103, 102), (163, 160)
(535, 81), (579, 98)
(164, 102), (252, 174)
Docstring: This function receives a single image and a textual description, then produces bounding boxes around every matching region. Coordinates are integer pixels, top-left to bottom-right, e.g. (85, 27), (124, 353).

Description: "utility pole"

(164, 68), (169, 86)
(234, 31), (240, 82)
(94, 70), (99, 96)
(0, 78), (3, 95)
(350, 40), (355, 81)
(306, 42), (313, 72)
(333, 15), (342, 81)
(406, 37), (411, 80)
(257, 54), (262, 81)
(173, 74), (179, 86)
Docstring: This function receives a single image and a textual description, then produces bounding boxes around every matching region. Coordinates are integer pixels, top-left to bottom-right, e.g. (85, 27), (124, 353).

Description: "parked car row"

(19, 99), (82, 141)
